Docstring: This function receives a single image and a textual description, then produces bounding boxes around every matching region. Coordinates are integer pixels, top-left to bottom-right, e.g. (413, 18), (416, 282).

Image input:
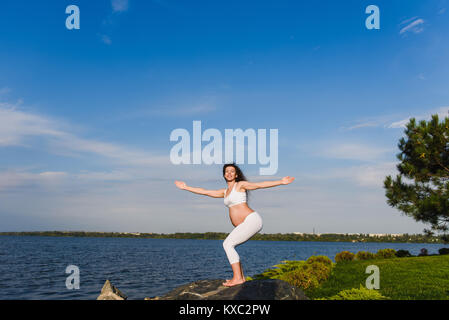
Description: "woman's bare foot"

(224, 276), (245, 284)
(222, 278), (245, 287)
(223, 262), (245, 286)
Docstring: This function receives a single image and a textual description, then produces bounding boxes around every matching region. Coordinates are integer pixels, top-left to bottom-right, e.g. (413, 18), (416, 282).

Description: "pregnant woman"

(174, 163), (295, 287)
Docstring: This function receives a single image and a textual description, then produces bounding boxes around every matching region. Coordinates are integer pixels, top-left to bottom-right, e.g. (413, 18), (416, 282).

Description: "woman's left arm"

(240, 176), (295, 190)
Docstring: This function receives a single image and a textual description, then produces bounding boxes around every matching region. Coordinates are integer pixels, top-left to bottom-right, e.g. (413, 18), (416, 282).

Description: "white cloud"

(0, 103), (66, 147)
(341, 106), (449, 131)
(341, 121), (380, 131)
(323, 143), (394, 162)
(388, 106), (449, 129)
(339, 113), (403, 131)
(388, 118), (410, 129)
(399, 18), (425, 35)
(100, 34), (112, 45)
(0, 170), (68, 191)
(305, 141), (394, 162)
(300, 161), (398, 188)
(334, 162), (398, 188)
(98, 1), (129, 44)
(399, 16), (418, 26)
(112, 0), (129, 12)
(39, 171), (67, 178)
(0, 101), (167, 167)
(51, 134), (168, 166)
(119, 97), (219, 120)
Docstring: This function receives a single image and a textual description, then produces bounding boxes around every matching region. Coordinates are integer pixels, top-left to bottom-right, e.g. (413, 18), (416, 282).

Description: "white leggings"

(223, 211), (263, 265)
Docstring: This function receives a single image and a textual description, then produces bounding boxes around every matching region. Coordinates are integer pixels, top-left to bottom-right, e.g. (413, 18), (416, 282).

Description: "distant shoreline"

(0, 231), (446, 244)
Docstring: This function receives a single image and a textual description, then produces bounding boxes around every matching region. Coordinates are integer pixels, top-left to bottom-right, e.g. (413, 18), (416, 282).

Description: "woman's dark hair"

(223, 163), (250, 203)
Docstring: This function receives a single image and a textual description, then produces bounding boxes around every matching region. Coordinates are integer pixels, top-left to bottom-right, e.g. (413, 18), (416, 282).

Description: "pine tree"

(384, 114), (449, 243)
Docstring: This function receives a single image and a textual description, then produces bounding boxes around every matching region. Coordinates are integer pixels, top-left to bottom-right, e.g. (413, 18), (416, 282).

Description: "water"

(0, 236), (446, 300)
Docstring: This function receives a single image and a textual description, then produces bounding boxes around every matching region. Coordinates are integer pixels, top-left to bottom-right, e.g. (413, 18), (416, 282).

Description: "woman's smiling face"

(224, 166), (237, 182)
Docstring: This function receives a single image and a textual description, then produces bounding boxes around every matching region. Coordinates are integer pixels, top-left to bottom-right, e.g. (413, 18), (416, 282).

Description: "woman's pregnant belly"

(229, 204), (255, 227)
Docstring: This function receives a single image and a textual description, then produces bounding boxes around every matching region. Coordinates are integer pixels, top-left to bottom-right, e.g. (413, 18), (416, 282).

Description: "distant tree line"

(0, 231), (445, 243)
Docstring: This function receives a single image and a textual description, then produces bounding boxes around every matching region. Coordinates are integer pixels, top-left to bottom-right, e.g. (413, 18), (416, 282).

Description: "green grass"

(305, 255), (449, 300)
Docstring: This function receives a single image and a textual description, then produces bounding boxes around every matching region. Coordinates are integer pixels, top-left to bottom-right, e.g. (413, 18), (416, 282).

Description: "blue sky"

(1, 0), (448, 234)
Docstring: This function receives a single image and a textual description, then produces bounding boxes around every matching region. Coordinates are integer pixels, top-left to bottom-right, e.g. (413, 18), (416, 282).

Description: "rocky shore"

(97, 279), (309, 300)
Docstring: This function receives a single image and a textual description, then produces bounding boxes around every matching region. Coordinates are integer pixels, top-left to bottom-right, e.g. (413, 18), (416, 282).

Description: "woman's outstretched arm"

(240, 176), (295, 191)
(174, 180), (225, 198)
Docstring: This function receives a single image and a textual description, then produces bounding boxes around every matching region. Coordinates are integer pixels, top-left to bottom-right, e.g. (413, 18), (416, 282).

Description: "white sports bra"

(224, 183), (247, 208)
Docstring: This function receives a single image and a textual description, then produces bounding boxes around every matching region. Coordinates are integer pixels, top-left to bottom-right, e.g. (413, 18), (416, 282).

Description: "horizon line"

(0, 230), (436, 236)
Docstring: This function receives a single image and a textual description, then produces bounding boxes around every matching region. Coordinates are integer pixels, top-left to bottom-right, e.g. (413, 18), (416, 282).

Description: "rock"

(147, 279), (309, 300)
(97, 280), (128, 300)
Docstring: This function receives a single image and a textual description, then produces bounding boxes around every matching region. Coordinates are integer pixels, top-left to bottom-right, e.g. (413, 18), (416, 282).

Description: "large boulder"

(97, 280), (128, 300)
(146, 279), (309, 300)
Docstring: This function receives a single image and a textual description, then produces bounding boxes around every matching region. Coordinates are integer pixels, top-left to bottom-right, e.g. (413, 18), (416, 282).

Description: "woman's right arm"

(175, 181), (225, 198)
